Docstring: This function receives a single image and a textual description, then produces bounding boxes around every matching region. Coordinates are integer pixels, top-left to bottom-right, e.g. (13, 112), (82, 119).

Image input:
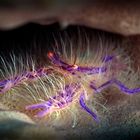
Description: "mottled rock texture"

(0, 1), (140, 35)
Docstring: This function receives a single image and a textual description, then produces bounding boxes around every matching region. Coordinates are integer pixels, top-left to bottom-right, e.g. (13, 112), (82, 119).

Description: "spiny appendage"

(47, 51), (114, 74)
(48, 51), (140, 95)
(79, 92), (100, 122)
(25, 82), (100, 123)
(0, 67), (53, 94)
(25, 83), (81, 118)
(90, 79), (140, 94)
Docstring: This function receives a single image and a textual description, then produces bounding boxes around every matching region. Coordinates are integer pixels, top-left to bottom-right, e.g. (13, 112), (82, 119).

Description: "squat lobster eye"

(47, 51), (54, 59)
(71, 64), (78, 70)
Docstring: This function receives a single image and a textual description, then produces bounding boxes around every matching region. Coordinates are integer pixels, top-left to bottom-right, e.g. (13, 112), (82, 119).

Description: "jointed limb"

(79, 92), (99, 122)
(90, 79), (140, 94)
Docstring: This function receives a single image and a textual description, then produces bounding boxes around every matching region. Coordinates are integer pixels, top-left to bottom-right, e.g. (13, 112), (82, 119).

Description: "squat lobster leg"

(25, 83), (81, 118)
(79, 92), (100, 122)
(90, 79), (140, 94)
(26, 101), (52, 117)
